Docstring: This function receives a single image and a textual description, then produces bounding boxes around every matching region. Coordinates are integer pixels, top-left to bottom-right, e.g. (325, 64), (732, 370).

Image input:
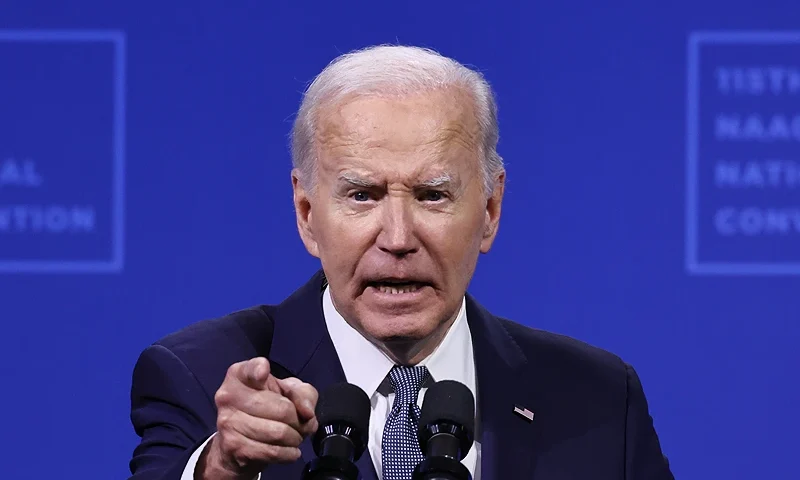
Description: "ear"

(480, 170), (505, 254)
(292, 169), (320, 258)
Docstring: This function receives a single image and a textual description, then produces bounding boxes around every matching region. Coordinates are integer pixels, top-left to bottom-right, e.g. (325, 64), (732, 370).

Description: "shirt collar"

(322, 286), (474, 398)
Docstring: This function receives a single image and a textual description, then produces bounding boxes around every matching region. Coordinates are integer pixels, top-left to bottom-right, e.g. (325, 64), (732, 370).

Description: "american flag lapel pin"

(513, 404), (535, 422)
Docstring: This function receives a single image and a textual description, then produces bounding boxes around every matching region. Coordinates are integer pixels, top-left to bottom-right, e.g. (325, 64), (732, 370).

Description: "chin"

(362, 314), (437, 342)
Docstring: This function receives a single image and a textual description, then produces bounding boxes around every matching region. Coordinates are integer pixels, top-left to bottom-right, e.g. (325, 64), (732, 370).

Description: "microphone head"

(418, 380), (475, 460)
(312, 382), (371, 460)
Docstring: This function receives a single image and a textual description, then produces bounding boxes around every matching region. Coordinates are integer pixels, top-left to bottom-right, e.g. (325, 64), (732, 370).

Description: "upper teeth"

(378, 284), (420, 294)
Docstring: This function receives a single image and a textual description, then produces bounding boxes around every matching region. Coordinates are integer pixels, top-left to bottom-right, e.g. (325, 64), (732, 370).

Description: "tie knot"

(389, 365), (429, 405)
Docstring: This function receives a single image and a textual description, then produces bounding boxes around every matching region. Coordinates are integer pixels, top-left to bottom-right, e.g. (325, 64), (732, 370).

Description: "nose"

(375, 196), (419, 257)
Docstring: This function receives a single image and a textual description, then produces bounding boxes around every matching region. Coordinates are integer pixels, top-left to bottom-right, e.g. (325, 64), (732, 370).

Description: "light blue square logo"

(686, 31), (800, 275)
(0, 30), (125, 273)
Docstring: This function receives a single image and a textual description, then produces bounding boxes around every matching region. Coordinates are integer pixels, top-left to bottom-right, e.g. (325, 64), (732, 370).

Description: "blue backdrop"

(1, 1), (798, 478)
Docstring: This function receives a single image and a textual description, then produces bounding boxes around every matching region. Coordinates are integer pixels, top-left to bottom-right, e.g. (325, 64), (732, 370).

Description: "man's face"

(292, 89), (504, 359)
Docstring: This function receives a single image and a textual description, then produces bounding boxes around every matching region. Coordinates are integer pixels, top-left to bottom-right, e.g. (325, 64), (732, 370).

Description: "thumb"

(276, 377), (318, 422)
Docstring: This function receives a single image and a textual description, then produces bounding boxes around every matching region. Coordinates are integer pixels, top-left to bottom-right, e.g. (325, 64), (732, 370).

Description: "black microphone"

(302, 382), (371, 480)
(413, 380), (475, 480)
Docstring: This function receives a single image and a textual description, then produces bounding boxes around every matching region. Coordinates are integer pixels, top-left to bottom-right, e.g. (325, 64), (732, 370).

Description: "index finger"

(234, 357), (271, 390)
(277, 377), (318, 422)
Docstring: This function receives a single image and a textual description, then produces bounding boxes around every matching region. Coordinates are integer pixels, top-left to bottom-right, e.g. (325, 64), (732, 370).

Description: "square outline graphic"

(0, 30), (126, 273)
(686, 30), (800, 276)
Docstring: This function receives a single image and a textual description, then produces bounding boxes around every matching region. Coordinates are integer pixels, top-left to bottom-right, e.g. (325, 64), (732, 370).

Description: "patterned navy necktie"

(382, 365), (430, 480)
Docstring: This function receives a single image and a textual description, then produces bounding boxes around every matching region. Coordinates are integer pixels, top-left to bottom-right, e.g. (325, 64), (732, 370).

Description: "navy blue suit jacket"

(128, 270), (674, 479)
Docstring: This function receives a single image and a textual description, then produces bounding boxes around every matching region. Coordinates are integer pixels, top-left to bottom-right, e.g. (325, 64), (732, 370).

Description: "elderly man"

(128, 45), (674, 480)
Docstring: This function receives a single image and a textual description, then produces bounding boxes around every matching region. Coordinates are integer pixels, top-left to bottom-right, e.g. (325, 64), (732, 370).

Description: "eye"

(420, 190), (445, 202)
(352, 191), (371, 202)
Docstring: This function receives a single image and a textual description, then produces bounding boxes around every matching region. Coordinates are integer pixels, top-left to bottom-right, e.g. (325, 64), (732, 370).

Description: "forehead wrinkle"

(316, 120), (399, 161)
(320, 130), (474, 188)
(314, 102), (375, 154)
(424, 127), (479, 163)
(332, 161), (461, 193)
(318, 91), (480, 146)
(315, 121), (363, 152)
(314, 91), (483, 182)
(420, 93), (482, 155)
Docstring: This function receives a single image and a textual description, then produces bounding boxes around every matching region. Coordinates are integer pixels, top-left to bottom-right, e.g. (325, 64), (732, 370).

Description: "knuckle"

(275, 398), (295, 421)
(262, 444), (281, 460)
(306, 384), (319, 403)
(282, 377), (302, 390)
(303, 419), (319, 437)
(273, 422), (298, 445)
(214, 387), (233, 407)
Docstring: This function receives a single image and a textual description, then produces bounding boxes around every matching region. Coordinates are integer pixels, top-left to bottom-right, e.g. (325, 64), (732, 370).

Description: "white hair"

(290, 44), (504, 196)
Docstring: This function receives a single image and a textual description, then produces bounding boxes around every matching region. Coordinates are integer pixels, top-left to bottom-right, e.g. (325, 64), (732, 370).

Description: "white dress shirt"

(323, 286), (481, 480)
(182, 287), (480, 479)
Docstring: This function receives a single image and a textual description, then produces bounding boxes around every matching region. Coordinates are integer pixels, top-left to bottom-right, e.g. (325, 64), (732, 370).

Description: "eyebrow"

(416, 173), (453, 189)
(337, 172), (378, 188)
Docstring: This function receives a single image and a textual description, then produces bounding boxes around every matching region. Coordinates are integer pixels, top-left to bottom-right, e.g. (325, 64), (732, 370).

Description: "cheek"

(314, 208), (374, 257)
(422, 214), (485, 266)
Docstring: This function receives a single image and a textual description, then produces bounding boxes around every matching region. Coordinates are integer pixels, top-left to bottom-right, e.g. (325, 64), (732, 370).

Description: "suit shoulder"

(498, 317), (628, 385)
(152, 305), (275, 366)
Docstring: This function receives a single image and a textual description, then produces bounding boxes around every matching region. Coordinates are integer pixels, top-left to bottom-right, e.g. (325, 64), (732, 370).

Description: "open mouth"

(367, 280), (430, 295)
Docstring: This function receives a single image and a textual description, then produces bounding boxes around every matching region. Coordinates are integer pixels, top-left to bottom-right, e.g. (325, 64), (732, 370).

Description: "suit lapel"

(267, 270), (379, 480)
(466, 295), (542, 480)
